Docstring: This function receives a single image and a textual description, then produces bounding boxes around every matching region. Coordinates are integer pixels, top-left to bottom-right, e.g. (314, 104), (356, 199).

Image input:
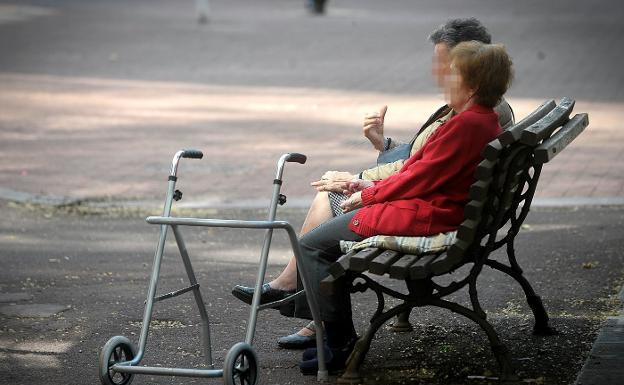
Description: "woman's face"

(445, 62), (474, 112)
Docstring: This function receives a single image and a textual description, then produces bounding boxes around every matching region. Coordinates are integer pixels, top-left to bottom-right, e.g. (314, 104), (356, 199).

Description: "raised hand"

(363, 105), (388, 151)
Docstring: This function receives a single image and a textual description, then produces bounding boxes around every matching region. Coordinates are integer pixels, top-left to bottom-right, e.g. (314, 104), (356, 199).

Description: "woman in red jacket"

(297, 40), (514, 375)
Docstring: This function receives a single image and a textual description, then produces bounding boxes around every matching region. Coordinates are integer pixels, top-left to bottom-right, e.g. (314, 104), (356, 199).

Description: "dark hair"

(429, 18), (492, 48)
(450, 41), (514, 108)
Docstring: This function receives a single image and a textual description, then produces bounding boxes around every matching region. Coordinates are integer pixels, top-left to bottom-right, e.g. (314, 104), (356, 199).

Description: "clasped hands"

(311, 172), (374, 213)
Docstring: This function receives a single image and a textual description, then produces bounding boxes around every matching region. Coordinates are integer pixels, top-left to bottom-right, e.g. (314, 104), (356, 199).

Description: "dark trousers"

(284, 209), (365, 322)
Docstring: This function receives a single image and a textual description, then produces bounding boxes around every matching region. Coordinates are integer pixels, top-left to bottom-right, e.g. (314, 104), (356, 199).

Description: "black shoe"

(302, 335), (356, 361)
(231, 283), (295, 305)
(278, 321), (318, 349)
(278, 332), (317, 349)
(299, 339), (356, 375)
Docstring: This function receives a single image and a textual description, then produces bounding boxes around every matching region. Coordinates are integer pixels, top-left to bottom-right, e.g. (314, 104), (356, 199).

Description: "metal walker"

(98, 149), (328, 385)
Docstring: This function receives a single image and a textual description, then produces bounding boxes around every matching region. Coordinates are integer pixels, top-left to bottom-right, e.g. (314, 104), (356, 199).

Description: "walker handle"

(275, 152), (307, 182)
(182, 149), (204, 159)
(285, 153), (306, 164)
(170, 149), (203, 177)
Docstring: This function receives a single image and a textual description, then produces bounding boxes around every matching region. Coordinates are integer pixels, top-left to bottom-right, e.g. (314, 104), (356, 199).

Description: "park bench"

(319, 97), (589, 383)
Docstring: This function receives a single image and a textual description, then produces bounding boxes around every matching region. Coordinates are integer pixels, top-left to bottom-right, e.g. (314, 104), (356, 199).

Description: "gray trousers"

(285, 209), (365, 322)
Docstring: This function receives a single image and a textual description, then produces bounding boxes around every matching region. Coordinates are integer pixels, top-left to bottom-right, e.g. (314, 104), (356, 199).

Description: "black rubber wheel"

(98, 336), (137, 385)
(223, 342), (259, 385)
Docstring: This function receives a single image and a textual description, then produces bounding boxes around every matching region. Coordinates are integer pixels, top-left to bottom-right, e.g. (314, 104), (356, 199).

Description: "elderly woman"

(233, 18), (515, 349)
(296, 40), (514, 374)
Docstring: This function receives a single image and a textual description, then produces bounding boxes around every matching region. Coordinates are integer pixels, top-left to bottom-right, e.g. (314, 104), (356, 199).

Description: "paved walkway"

(0, 0), (623, 208)
(575, 287), (624, 385)
(1, 202), (623, 385)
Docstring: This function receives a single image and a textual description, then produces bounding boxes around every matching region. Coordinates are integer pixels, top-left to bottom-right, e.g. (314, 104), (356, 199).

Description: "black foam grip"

(182, 149), (203, 159)
(286, 153), (307, 164)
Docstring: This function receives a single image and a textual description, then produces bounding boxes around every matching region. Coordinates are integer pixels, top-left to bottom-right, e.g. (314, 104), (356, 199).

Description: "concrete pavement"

(0, 201), (623, 385)
(575, 287), (624, 385)
(1, 0), (623, 208)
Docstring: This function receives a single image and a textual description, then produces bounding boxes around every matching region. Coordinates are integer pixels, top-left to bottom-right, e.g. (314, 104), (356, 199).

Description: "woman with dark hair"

(296, 40), (514, 374)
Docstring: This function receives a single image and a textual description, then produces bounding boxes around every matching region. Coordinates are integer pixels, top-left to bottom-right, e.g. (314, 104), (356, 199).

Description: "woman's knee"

(301, 191), (332, 234)
(310, 191), (330, 212)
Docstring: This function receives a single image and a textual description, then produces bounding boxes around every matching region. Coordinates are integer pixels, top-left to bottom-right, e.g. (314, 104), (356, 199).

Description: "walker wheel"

(98, 336), (137, 385)
(223, 342), (259, 385)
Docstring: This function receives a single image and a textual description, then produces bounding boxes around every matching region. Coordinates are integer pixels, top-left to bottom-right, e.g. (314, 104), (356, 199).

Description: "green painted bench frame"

(320, 98), (589, 383)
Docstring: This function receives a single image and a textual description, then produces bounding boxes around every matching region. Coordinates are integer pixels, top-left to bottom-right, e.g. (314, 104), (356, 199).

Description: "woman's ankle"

(268, 279), (296, 292)
(297, 327), (315, 337)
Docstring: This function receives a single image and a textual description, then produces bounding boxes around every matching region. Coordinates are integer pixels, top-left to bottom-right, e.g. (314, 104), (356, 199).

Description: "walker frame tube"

(143, 215), (328, 380)
(113, 150), (218, 377)
(111, 151), (328, 382)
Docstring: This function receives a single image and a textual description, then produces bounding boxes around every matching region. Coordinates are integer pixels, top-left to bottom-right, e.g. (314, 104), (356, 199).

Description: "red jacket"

(350, 104), (502, 237)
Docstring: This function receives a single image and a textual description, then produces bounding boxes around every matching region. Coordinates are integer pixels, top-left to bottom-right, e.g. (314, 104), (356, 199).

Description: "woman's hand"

(340, 191), (363, 213)
(340, 179), (373, 212)
(320, 171), (355, 181)
(363, 105), (388, 151)
(311, 171), (355, 193)
(311, 179), (349, 193)
(343, 179), (374, 196)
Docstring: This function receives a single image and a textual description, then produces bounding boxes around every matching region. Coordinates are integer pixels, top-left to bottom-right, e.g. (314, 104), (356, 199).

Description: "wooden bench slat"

(534, 113), (589, 164)
(464, 200), (485, 220)
(482, 139), (503, 161)
(389, 254), (421, 279)
(409, 254), (439, 279)
(520, 97), (575, 145)
(328, 250), (357, 278)
(349, 248), (384, 272)
(475, 159), (496, 180)
(369, 250), (402, 275)
(430, 240), (471, 275)
(457, 219), (479, 244)
(469, 179), (492, 200)
(499, 99), (556, 146)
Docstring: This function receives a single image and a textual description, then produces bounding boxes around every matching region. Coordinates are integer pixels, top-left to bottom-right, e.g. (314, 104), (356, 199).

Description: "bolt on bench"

(320, 97), (589, 383)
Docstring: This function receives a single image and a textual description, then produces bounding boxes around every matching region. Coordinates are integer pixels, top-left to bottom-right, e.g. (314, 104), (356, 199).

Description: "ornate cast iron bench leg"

(339, 274), (517, 382)
(390, 309), (413, 332)
(339, 303), (414, 384)
(486, 242), (557, 335)
(338, 274), (418, 384)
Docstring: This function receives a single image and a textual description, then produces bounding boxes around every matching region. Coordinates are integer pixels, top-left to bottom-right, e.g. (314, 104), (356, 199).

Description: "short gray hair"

(429, 18), (492, 48)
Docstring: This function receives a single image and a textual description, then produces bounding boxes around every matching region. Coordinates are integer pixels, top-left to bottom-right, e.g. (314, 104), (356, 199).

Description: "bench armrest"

(534, 113), (589, 164)
(520, 97), (575, 145)
(497, 99), (556, 148)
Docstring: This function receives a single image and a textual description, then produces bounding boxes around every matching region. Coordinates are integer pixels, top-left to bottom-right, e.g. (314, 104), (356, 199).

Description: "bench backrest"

(430, 98), (589, 275)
